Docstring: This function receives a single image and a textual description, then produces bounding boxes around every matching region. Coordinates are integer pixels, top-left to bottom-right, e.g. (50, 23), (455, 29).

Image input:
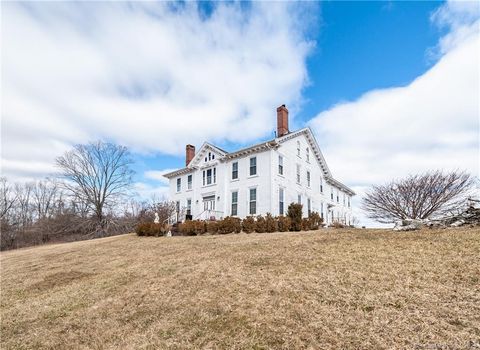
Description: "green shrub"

(135, 222), (167, 237)
(255, 215), (266, 233)
(308, 211), (323, 230)
(242, 216), (255, 233)
(277, 216), (291, 232)
(287, 203), (303, 231)
(265, 213), (277, 233)
(206, 221), (219, 234)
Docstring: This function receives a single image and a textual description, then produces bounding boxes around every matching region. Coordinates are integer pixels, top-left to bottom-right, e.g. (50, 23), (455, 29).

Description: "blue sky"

(2, 1), (479, 226)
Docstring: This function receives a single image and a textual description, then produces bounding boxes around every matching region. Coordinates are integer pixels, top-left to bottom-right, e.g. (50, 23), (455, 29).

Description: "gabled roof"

(162, 128), (355, 196)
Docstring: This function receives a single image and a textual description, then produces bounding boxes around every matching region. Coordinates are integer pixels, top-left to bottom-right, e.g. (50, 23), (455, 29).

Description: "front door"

(203, 195), (216, 212)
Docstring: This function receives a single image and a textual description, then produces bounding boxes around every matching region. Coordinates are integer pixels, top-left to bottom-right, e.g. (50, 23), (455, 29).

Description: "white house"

(163, 105), (355, 226)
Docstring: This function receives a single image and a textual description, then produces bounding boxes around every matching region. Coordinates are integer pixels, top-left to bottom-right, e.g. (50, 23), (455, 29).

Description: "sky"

(1, 1), (479, 227)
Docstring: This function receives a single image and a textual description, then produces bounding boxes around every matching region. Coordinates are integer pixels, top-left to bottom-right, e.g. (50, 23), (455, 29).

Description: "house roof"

(162, 128), (355, 196)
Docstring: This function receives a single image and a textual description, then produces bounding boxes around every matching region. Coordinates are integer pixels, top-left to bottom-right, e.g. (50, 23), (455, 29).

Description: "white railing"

(195, 210), (224, 221)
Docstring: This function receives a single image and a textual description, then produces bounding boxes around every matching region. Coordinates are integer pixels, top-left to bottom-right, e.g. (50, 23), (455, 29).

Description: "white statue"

(154, 212), (160, 224)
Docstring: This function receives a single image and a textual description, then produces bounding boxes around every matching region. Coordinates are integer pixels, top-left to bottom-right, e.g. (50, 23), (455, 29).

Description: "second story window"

(307, 198), (311, 215)
(307, 171), (311, 187)
(298, 194), (302, 204)
(296, 164), (301, 184)
(187, 175), (192, 190)
(331, 187), (334, 201)
(348, 196), (351, 208)
(337, 189), (339, 203)
(320, 177), (323, 193)
(176, 178), (181, 192)
(306, 148), (310, 162)
(203, 167), (216, 186)
(278, 155), (283, 175)
(232, 162), (238, 180)
(297, 141), (301, 157)
(250, 157), (257, 176)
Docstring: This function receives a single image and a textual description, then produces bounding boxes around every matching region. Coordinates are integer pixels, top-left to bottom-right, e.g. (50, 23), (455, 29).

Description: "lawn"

(1, 228), (479, 349)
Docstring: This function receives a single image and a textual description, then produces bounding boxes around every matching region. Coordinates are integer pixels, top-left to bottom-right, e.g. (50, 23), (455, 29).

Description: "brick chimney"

(276, 104), (289, 137)
(186, 144), (195, 166)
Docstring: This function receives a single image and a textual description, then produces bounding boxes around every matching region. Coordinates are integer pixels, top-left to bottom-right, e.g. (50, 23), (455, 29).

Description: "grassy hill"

(1, 228), (479, 349)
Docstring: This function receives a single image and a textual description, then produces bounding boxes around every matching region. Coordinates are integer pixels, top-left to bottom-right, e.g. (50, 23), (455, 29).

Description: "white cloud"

(310, 1), (479, 227)
(1, 2), (315, 181)
(144, 169), (177, 185)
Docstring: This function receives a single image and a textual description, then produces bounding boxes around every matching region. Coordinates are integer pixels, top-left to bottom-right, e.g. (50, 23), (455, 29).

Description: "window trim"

(231, 191), (238, 216)
(249, 157), (257, 176)
(176, 178), (181, 192)
(249, 187), (257, 215)
(279, 187), (285, 215)
(232, 161), (238, 180)
(187, 174), (192, 190)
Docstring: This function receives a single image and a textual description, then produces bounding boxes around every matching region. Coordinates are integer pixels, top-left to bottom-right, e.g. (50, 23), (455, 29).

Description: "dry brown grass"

(1, 228), (479, 349)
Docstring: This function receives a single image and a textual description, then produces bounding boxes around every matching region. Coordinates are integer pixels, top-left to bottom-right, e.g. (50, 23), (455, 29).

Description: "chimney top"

(276, 104), (289, 137)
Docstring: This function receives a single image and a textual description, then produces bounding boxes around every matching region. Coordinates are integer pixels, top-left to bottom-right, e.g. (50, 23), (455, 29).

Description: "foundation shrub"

(217, 217), (241, 234)
(287, 203), (303, 231)
(301, 218), (311, 231)
(255, 215), (266, 233)
(179, 220), (206, 236)
(331, 221), (345, 229)
(242, 216), (256, 233)
(135, 222), (167, 237)
(206, 221), (219, 234)
(308, 211), (323, 230)
(265, 213), (278, 233)
(277, 216), (291, 232)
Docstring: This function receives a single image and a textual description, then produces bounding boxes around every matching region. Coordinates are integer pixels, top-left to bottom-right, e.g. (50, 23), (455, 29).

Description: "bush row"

(135, 222), (170, 237)
(177, 211), (323, 236)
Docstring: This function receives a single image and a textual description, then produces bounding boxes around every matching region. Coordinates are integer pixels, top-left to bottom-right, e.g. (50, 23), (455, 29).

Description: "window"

(321, 202), (324, 219)
(320, 177), (323, 193)
(279, 187), (284, 215)
(176, 201), (180, 212)
(298, 194), (302, 204)
(203, 171), (206, 186)
(348, 196), (351, 208)
(297, 141), (301, 157)
(296, 164), (301, 184)
(307, 171), (311, 187)
(187, 175), (192, 190)
(343, 193), (346, 205)
(207, 169), (212, 185)
(186, 199), (192, 215)
(307, 198), (311, 215)
(208, 152), (211, 161)
(249, 188), (257, 215)
(176, 178), (181, 192)
(306, 148), (310, 162)
(231, 191), (238, 216)
(213, 168), (216, 183)
(336, 189), (339, 203)
(278, 155), (283, 175)
(331, 187), (334, 201)
(250, 157), (257, 176)
(232, 162), (238, 180)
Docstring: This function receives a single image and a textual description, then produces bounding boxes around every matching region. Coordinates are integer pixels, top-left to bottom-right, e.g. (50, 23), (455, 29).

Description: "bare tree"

(0, 177), (17, 221)
(14, 182), (34, 228)
(32, 178), (60, 220)
(56, 141), (134, 227)
(362, 170), (475, 223)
